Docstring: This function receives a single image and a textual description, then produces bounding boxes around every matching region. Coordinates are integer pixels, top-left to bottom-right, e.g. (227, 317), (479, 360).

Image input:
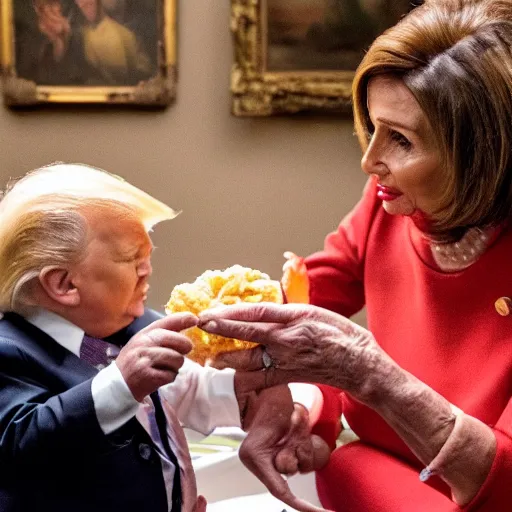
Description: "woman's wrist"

(326, 333), (399, 406)
(419, 412), (496, 506)
(366, 364), (456, 462)
(323, 331), (496, 505)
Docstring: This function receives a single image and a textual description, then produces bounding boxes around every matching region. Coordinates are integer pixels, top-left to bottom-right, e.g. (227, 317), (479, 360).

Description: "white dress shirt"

(24, 308), (242, 510)
(24, 308), (241, 435)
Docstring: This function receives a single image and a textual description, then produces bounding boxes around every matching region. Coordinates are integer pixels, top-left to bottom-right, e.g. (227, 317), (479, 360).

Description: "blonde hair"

(353, 0), (512, 237)
(0, 163), (179, 312)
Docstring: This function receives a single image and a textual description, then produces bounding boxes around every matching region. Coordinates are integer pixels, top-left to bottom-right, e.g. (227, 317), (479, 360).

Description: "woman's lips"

(377, 184), (403, 202)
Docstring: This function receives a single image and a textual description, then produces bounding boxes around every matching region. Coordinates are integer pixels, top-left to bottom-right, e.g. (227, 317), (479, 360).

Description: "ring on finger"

(262, 349), (279, 370)
(262, 349), (273, 369)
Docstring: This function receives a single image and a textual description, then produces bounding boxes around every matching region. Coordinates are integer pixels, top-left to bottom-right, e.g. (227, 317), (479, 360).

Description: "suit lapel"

(1, 312), (98, 382)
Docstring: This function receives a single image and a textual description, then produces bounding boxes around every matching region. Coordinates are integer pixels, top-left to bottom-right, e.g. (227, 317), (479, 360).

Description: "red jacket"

(306, 179), (512, 511)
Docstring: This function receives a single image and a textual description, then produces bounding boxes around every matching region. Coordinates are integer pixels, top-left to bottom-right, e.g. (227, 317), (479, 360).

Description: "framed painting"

(0, 0), (176, 107)
(231, 0), (422, 116)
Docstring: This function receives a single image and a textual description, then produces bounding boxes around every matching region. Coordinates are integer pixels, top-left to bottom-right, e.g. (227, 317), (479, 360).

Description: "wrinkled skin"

(198, 302), (497, 508)
(116, 311), (332, 510)
(198, 302), (386, 402)
(197, 302), (387, 512)
(237, 385), (331, 512)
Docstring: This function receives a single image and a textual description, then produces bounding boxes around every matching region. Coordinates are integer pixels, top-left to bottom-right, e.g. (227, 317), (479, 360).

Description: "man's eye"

(115, 254), (137, 263)
(119, 258), (136, 264)
(390, 130), (411, 149)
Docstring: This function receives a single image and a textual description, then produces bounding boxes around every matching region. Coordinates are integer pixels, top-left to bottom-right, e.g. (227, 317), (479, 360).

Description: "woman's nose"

(361, 139), (388, 178)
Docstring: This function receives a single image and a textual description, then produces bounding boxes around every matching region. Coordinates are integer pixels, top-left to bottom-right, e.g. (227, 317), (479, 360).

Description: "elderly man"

(0, 163), (326, 512)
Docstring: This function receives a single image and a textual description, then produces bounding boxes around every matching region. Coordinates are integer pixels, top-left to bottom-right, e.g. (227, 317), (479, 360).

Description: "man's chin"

(128, 303), (146, 319)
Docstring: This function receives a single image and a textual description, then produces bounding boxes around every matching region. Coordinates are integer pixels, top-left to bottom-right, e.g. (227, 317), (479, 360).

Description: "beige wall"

(0, 0), (367, 321)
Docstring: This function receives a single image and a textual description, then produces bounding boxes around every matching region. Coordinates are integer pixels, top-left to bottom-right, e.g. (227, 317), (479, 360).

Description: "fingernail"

(200, 320), (218, 331)
(419, 466), (434, 482)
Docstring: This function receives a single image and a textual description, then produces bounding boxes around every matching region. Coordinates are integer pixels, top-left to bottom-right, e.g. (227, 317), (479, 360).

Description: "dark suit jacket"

(0, 309), (173, 512)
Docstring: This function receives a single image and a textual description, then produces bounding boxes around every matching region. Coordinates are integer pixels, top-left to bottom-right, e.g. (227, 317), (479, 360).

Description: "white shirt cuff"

(288, 383), (324, 426)
(203, 366), (241, 430)
(159, 359), (241, 434)
(91, 362), (140, 435)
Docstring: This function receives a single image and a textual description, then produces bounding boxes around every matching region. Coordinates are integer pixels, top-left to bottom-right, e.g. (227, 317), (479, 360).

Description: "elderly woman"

(198, 1), (512, 510)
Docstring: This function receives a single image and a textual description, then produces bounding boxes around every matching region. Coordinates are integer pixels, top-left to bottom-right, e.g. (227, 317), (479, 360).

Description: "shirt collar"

(24, 308), (84, 357)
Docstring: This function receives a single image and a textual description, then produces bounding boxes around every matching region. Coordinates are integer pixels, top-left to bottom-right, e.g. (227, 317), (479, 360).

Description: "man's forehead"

(86, 210), (150, 246)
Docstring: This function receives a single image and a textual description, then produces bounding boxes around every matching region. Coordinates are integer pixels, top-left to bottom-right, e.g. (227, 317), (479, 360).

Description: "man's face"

(69, 210), (153, 338)
(75, 0), (98, 23)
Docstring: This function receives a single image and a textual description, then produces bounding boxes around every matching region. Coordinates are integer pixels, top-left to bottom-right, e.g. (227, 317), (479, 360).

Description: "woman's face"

(361, 75), (447, 218)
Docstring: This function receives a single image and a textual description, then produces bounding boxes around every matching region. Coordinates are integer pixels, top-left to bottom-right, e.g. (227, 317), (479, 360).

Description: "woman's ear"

(38, 266), (80, 307)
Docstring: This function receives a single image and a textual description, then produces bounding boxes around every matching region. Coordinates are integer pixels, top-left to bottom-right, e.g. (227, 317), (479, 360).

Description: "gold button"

(495, 297), (512, 316)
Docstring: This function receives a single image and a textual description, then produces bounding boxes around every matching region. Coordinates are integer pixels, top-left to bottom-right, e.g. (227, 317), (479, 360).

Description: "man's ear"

(38, 266), (80, 307)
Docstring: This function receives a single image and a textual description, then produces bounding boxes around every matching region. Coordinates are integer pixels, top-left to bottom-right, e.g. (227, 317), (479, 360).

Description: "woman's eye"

(390, 130), (412, 149)
(366, 123), (375, 141)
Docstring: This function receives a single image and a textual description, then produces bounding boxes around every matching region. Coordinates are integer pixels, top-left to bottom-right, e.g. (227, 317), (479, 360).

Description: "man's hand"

(237, 385), (332, 512)
(274, 405), (331, 476)
(115, 313), (196, 402)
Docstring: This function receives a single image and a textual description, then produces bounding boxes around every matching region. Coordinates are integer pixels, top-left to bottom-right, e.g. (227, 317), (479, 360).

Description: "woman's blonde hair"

(0, 163), (179, 312)
(353, 0), (512, 237)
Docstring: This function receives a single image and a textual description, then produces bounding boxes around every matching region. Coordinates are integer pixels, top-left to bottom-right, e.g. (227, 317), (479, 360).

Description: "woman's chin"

(382, 197), (415, 216)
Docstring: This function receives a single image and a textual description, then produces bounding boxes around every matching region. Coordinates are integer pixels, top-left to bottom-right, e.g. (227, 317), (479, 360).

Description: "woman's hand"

(200, 304), (498, 507)
(198, 303), (387, 402)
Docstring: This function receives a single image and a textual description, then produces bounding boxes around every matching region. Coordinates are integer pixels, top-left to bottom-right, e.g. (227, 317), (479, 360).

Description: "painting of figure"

(13, 0), (159, 86)
(266, 0), (422, 71)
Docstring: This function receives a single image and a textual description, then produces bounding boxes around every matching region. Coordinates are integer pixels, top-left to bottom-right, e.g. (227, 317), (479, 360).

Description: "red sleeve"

(305, 178), (380, 318)
(462, 398), (512, 511)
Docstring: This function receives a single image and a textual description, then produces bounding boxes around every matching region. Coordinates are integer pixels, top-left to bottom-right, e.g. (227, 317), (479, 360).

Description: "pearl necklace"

(430, 227), (491, 271)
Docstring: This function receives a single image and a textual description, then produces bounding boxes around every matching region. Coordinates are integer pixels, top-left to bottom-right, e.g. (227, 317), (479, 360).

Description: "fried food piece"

(165, 265), (283, 365)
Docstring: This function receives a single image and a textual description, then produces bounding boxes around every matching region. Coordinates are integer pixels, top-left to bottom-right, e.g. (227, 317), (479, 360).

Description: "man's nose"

(137, 259), (152, 278)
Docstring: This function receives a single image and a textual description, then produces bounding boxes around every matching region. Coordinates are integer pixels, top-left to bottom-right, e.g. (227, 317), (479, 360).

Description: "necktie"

(79, 334), (204, 511)
(80, 334), (120, 370)
(158, 392), (201, 512)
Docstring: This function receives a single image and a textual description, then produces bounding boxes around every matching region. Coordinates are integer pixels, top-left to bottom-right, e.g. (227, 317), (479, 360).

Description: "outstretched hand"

(239, 386), (332, 512)
(198, 302), (379, 398)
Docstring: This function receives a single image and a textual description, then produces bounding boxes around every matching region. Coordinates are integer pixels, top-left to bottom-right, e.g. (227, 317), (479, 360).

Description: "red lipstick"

(377, 184), (403, 202)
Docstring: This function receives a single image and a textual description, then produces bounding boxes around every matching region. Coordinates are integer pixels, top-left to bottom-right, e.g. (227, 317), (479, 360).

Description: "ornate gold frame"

(0, 0), (176, 107)
(230, 0), (355, 116)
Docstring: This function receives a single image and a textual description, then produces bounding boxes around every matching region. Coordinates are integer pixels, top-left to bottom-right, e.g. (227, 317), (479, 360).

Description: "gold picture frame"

(0, 0), (176, 107)
(231, 0), (419, 116)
